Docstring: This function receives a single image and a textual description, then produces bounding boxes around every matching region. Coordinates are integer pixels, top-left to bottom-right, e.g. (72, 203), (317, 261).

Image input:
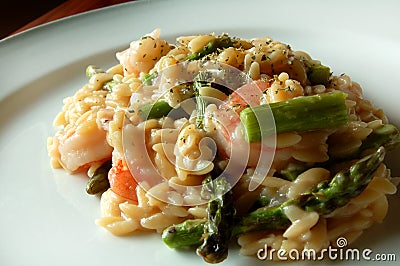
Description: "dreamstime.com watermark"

(257, 237), (397, 262)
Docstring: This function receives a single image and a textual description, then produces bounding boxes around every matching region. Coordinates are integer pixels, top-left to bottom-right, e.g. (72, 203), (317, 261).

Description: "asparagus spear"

(139, 71), (217, 126)
(85, 65), (117, 91)
(231, 203), (291, 236)
(279, 163), (311, 181)
(236, 146), (385, 233)
(162, 219), (206, 249)
(277, 123), (400, 180)
(186, 35), (233, 61)
(162, 147), (385, 248)
(238, 146), (385, 235)
(86, 160), (112, 195)
(308, 64), (331, 85)
(192, 72), (210, 129)
(142, 70), (158, 85)
(85, 65), (105, 78)
(240, 91), (349, 142)
(299, 146), (386, 214)
(138, 101), (173, 120)
(359, 123), (400, 153)
(102, 80), (118, 92)
(196, 176), (236, 264)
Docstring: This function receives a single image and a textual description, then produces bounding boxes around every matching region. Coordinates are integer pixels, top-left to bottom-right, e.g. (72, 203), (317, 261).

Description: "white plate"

(1, 0), (399, 265)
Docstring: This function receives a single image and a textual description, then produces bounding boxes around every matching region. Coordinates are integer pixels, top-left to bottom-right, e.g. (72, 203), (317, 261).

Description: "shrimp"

(222, 79), (270, 113)
(211, 80), (268, 165)
(223, 73), (303, 114)
(116, 29), (171, 76)
(108, 159), (138, 202)
(52, 111), (113, 172)
(211, 74), (303, 167)
(262, 72), (304, 103)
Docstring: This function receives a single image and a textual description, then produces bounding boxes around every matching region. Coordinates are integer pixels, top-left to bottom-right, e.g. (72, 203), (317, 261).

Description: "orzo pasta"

(48, 29), (400, 263)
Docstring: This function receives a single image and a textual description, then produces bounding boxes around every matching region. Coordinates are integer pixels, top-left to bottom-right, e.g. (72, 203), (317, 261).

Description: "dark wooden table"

(7, 0), (134, 37)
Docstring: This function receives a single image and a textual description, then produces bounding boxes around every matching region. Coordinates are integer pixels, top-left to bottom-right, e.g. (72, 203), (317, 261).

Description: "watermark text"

(257, 237), (396, 262)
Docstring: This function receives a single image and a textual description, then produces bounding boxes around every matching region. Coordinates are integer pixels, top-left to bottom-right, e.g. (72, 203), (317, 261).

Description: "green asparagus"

(193, 73), (209, 129)
(85, 65), (105, 78)
(240, 91), (349, 142)
(231, 203), (291, 236)
(298, 146), (386, 214)
(103, 80), (118, 92)
(162, 147), (385, 249)
(235, 147), (385, 235)
(185, 35), (234, 61)
(86, 160), (112, 195)
(359, 124), (400, 153)
(85, 65), (117, 91)
(253, 193), (272, 209)
(308, 64), (331, 85)
(142, 70), (158, 85)
(196, 176), (236, 263)
(138, 101), (173, 120)
(279, 163), (311, 181)
(162, 219), (206, 249)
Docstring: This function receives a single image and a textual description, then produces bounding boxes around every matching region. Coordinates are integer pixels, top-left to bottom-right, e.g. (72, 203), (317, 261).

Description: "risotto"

(47, 29), (400, 263)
